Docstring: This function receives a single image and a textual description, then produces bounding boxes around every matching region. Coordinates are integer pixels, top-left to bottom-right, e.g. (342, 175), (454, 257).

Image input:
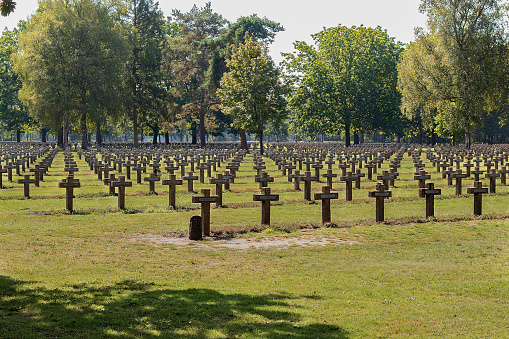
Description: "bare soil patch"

(126, 232), (359, 249)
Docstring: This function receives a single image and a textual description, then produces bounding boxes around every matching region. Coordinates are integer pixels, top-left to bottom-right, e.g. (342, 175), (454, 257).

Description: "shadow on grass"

(0, 276), (348, 338)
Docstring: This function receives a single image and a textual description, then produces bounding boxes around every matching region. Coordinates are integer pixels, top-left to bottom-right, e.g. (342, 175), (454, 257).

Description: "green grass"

(0, 149), (508, 338)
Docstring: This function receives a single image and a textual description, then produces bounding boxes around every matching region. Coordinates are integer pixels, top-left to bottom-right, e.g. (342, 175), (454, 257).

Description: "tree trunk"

(239, 128), (248, 149)
(80, 111), (88, 150)
(41, 128), (48, 143)
(259, 130), (264, 155)
(465, 125), (471, 149)
(191, 122), (197, 145)
(96, 122), (102, 146)
(165, 132), (169, 145)
(200, 88), (206, 148)
(152, 125), (159, 145)
(16, 130), (21, 143)
(58, 128), (63, 147)
(353, 131), (359, 145)
(344, 122), (351, 147)
(63, 110), (69, 148)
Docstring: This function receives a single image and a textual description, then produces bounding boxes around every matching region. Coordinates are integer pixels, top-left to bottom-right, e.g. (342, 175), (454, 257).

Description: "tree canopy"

(284, 25), (403, 146)
(398, 0), (507, 148)
(13, 0), (128, 148)
(218, 33), (288, 154)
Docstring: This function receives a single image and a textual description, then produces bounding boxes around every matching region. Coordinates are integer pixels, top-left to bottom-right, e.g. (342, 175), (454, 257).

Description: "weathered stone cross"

(253, 187), (279, 226)
(314, 186), (338, 225)
(192, 188), (219, 236)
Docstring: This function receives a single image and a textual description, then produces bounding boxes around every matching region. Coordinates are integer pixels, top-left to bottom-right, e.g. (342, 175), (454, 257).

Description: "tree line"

(1, 0), (509, 149)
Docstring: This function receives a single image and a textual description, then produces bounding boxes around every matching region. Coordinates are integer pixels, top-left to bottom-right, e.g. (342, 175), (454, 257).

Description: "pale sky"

(1, 0), (427, 63)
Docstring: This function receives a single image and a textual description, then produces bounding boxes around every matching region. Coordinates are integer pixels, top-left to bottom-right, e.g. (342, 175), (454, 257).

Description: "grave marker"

(314, 186), (338, 225)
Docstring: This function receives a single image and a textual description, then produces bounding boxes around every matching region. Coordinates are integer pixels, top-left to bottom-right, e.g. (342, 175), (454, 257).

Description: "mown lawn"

(0, 149), (507, 338)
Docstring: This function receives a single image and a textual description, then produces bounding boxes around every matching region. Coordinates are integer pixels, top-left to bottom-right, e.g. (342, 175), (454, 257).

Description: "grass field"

(0, 148), (508, 338)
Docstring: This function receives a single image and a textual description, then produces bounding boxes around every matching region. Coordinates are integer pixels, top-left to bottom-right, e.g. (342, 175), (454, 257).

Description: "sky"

(1, 0), (428, 64)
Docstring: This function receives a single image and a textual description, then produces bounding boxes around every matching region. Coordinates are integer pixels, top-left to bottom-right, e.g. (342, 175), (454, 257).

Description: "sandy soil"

(126, 232), (359, 249)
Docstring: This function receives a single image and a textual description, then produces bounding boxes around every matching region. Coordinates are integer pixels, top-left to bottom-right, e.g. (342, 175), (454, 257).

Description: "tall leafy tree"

(207, 14), (284, 148)
(119, 0), (166, 146)
(284, 25), (402, 146)
(13, 0), (127, 149)
(399, 0), (507, 148)
(165, 2), (227, 146)
(0, 22), (32, 142)
(218, 33), (288, 154)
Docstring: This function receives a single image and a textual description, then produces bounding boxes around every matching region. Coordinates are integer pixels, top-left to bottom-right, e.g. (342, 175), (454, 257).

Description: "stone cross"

(453, 169), (467, 195)
(104, 173), (117, 196)
(499, 166), (508, 186)
(340, 171), (356, 201)
(144, 172), (160, 194)
(355, 169), (365, 189)
(467, 181), (489, 216)
(292, 170), (302, 191)
(368, 182), (392, 222)
(123, 161), (134, 180)
(485, 169), (500, 193)
(365, 162), (376, 180)
(58, 175), (81, 212)
(222, 171), (234, 190)
(463, 160), (474, 178)
(301, 171), (315, 201)
(253, 161), (266, 176)
(471, 167), (484, 182)
(111, 175), (132, 210)
(133, 162), (145, 184)
(0, 165), (6, 189)
(183, 172), (198, 192)
(338, 161), (350, 177)
(314, 186), (338, 225)
(253, 187), (279, 226)
(162, 174), (183, 209)
(312, 162), (323, 182)
(322, 169), (337, 189)
(5, 162), (16, 182)
(210, 173), (229, 207)
(192, 188), (219, 236)
(196, 163), (208, 184)
(445, 167), (455, 186)
(414, 170), (430, 189)
(18, 175), (35, 198)
(286, 164), (296, 182)
(255, 171), (274, 189)
(419, 182), (441, 218)
(179, 161), (188, 178)
(377, 170), (392, 191)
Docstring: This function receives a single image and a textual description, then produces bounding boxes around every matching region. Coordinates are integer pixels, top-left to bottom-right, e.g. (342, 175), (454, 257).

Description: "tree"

(207, 14), (284, 149)
(164, 2), (227, 147)
(0, 22), (33, 142)
(218, 33), (288, 154)
(119, 0), (166, 146)
(283, 26), (403, 146)
(399, 0), (507, 148)
(13, 0), (127, 149)
(0, 0), (15, 16)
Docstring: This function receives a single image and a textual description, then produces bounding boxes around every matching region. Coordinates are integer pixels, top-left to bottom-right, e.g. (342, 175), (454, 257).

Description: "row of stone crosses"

(1, 141), (508, 238)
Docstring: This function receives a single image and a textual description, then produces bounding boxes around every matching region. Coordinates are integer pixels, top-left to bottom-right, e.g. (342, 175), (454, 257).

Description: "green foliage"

(218, 33), (288, 153)
(13, 0), (128, 148)
(0, 0), (15, 16)
(0, 22), (32, 136)
(284, 25), (403, 146)
(398, 0), (507, 148)
(164, 2), (228, 146)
